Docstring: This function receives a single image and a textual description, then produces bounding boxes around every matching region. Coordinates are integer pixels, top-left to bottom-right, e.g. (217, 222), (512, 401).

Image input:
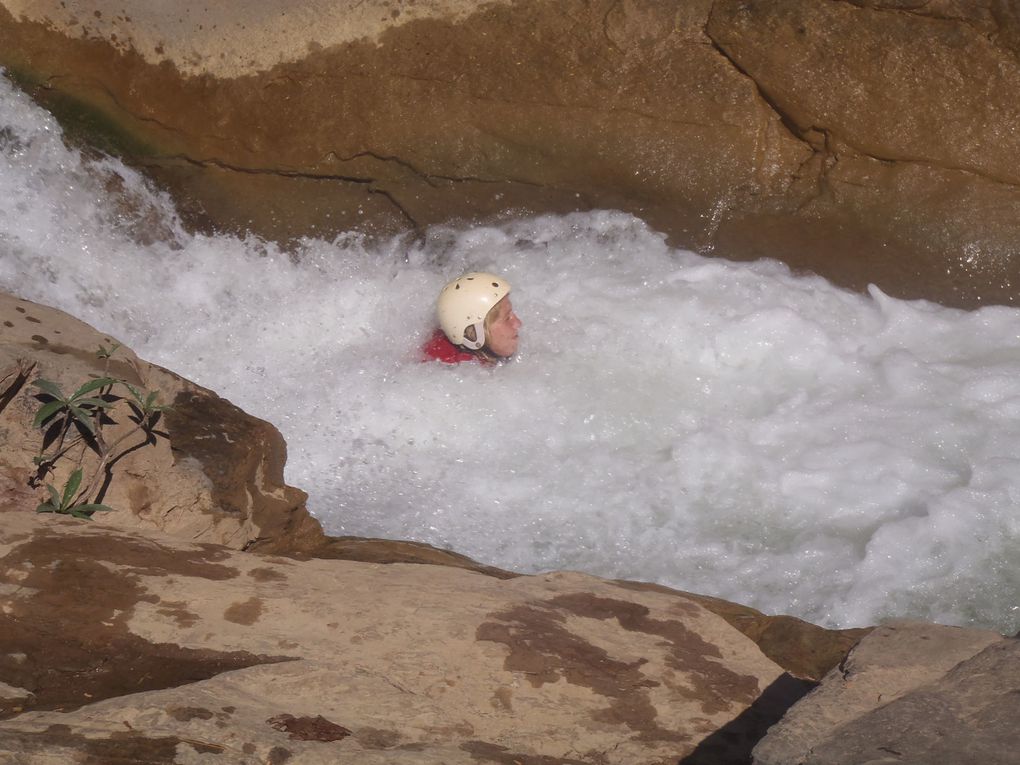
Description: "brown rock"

(3, 1), (1019, 307)
(679, 591), (871, 684)
(705, 0), (1020, 307)
(790, 637), (1020, 765)
(0, 290), (307, 549)
(752, 620), (1008, 765)
(0, 512), (806, 764)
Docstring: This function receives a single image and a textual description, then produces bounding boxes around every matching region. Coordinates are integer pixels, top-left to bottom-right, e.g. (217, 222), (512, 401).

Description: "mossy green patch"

(30, 85), (160, 158)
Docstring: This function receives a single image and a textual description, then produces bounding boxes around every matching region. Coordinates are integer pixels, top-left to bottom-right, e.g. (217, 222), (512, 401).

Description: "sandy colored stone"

(0, 290), (307, 549)
(0, 511), (802, 764)
(789, 638), (1020, 765)
(752, 620), (1007, 765)
(671, 588), (871, 683)
(2, 0), (516, 78)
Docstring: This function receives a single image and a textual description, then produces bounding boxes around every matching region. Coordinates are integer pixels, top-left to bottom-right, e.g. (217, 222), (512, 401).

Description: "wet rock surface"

(1, 1), (1019, 307)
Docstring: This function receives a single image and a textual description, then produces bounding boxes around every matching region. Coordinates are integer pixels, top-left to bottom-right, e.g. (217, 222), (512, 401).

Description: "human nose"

(511, 311), (522, 328)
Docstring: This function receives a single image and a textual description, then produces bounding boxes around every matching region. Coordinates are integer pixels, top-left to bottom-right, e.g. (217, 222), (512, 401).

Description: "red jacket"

(421, 328), (479, 364)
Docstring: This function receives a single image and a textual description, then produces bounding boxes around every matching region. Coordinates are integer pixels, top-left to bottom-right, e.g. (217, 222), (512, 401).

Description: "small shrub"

(29, 345), (168, 520)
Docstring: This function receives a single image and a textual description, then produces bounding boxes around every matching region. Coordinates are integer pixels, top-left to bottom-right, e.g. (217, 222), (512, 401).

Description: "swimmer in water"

(421, 272), (522, 364)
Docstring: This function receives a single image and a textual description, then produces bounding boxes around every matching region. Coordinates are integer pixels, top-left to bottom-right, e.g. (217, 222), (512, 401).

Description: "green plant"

(30, 346), (169, 519)
(95, 341), (121, 366)
(36, 468), (113, 519)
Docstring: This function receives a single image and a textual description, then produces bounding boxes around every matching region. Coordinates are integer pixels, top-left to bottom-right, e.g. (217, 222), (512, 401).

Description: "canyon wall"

(2, 1), (1019, 307)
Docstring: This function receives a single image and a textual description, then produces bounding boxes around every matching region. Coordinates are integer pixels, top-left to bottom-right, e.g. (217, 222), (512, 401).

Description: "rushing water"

(3, 73), (1020, 632)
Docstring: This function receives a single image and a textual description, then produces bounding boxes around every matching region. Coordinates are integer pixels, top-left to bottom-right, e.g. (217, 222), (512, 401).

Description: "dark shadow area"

(679, 672), (814, 765)
(0, 358), (33, 416)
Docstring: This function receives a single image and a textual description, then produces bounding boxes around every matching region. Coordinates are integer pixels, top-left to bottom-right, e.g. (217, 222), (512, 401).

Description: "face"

(484, 296), (522, 358)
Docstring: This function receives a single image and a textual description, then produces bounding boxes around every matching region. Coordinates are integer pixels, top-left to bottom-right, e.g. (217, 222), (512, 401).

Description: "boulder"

(0, 290), (308, 549)
(0, 510), (808, 764)
(752, 620), (1012, 765)
(1, 1), (1019, 307)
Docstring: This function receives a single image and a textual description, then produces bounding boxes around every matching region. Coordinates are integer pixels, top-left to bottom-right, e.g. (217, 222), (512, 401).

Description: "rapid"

(3, 73), (1020, 633)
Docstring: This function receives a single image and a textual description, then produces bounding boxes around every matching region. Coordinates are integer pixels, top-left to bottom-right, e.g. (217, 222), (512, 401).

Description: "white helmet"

(437, 272), (511, 350)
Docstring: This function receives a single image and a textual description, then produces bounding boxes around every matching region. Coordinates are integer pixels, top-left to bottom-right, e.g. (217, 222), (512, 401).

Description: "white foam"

(4, 72), (1020, 631)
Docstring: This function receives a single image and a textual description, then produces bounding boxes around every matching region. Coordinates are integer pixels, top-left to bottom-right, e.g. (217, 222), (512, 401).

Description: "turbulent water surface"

(4, 73), (1020, 632)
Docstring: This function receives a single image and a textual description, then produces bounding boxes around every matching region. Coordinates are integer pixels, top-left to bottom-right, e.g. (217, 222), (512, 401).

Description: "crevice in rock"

(703, 13), (811, 145)
(792, 126), (840, 212)
(144, 154), (375, 185)
(601, 0), (624, 53)
(136, 153), (422, 231)
(833, 0), (987, 30)
(37, 74), (192, 142)
(704, 6), (1020, 191)
(368, 185), (421, 232)
(327, 149), (442, 188)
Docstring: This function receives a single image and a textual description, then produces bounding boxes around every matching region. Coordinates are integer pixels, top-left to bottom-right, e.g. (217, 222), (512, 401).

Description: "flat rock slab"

(753, 621), (1012, 765)
(0, 511), (801, 764)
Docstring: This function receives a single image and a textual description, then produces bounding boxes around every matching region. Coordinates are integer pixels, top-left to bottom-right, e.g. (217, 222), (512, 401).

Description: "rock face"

(752, 621), (1015, 765)
(0, 290), (309, 550)
(1, 1), (1019, 308)
(0, 510), (805, 765)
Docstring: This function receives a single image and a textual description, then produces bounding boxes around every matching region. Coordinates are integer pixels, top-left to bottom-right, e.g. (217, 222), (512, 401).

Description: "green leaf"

(73, 503), (114, 513)
(32, 379), (65, 399)
(120, 381), (142, 401)
(33, 399), (66, 428)
(67, 405), (96, 434)
(73, 397), (115, 409)
(36, 504), (56, 514)
(69, 509), (93, 520)
(96, 342), (120, 360)
(145, 391), (159, 410)
(45, 483), (61, 506)
(96, 341), (121, 358)
(71, 377), (118, 399)
(61, 468), (83, 508)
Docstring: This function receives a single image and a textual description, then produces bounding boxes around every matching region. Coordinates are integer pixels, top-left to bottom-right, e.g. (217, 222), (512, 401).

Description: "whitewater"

(3, 73), (1020, 633)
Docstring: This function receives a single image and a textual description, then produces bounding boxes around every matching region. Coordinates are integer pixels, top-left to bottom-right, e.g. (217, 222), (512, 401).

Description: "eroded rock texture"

(1, 1), (1019, 307)
(0, 512), (805, 764)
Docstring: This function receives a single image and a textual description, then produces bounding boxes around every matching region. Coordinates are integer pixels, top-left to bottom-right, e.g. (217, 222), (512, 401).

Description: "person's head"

(437, 272), (522, 358)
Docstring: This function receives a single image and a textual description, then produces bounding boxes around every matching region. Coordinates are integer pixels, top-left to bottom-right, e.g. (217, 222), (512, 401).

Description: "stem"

(78, 417), (153, 505)
(38, 432), (86, 468)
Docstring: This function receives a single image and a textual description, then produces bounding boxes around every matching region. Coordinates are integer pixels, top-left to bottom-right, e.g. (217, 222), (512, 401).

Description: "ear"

(461, 322), (485, 350)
